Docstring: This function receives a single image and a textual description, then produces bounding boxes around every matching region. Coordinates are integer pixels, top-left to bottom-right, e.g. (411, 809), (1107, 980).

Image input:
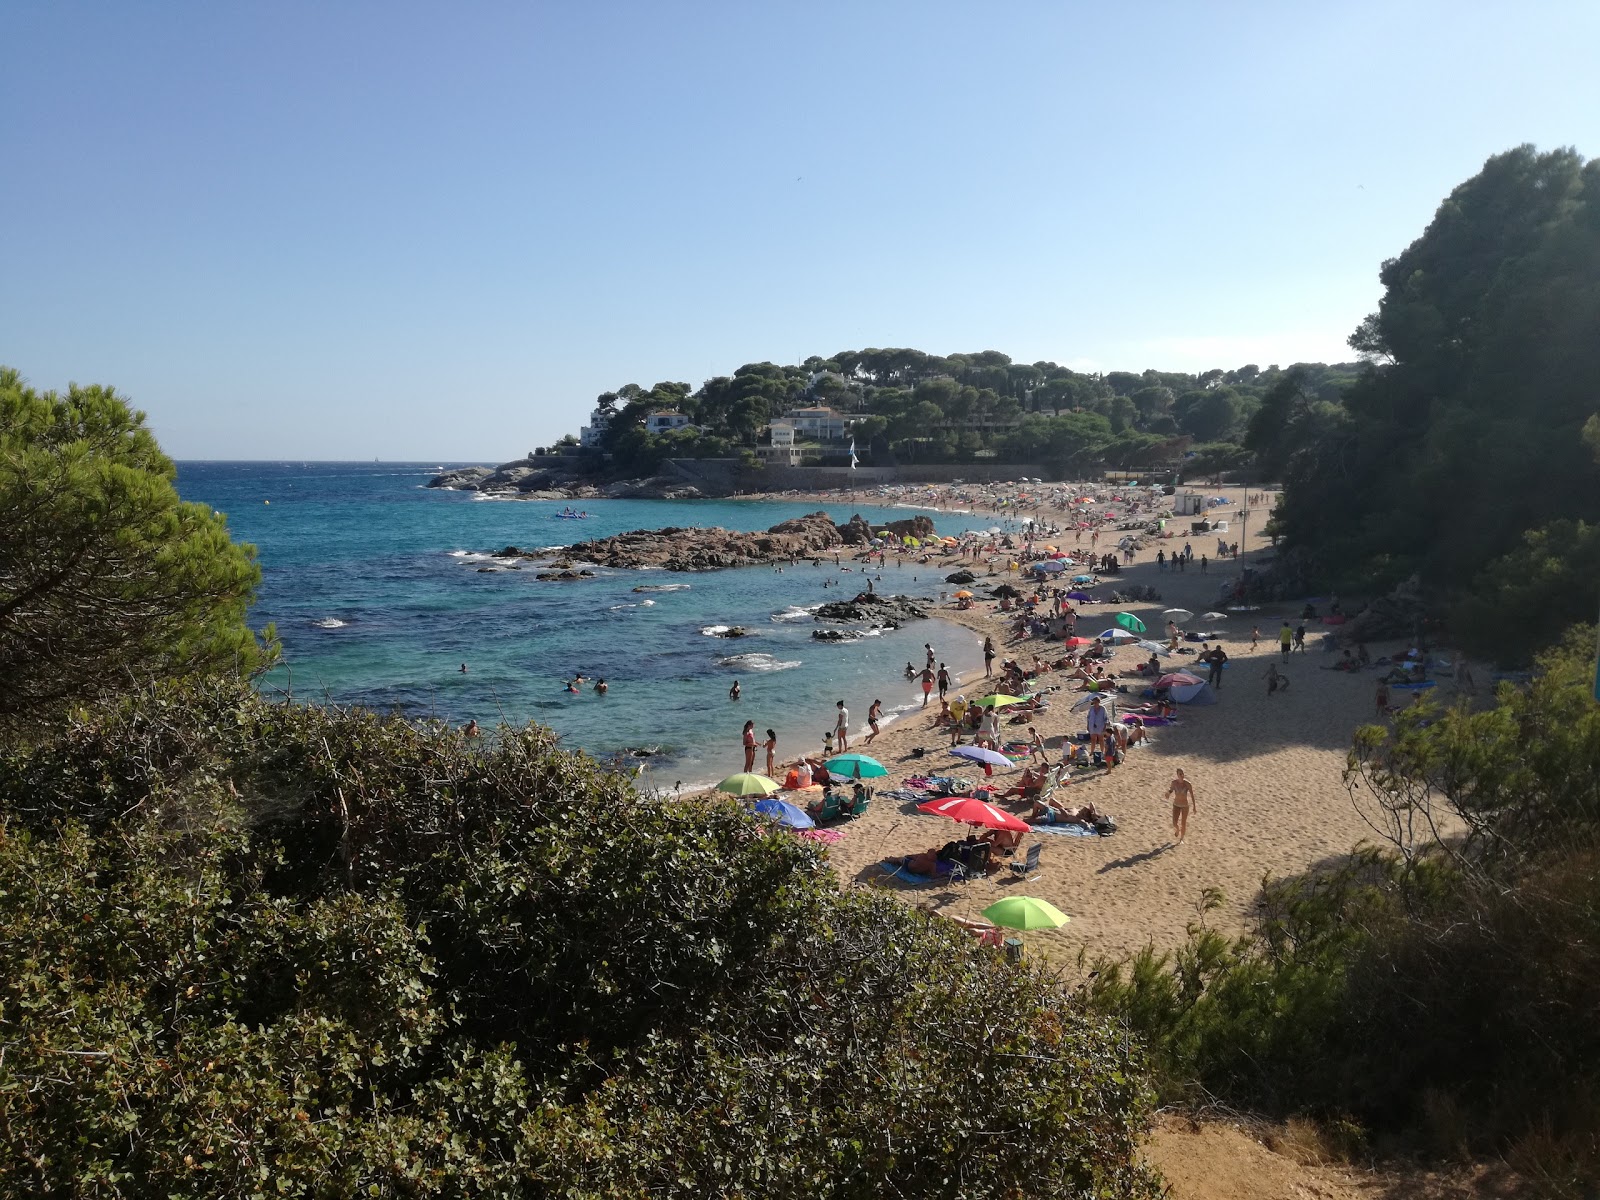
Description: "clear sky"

(4, 2), (1597, 459)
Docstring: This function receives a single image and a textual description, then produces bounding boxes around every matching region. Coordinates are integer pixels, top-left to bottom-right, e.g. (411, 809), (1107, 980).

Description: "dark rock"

(945, 569), (977, 584)
(713, 627), (750, 638)
(812, 629), (862, 641)
(837, 514), (874, 546)
(814, 592), (929, 627)
(550, 511), (859, 572)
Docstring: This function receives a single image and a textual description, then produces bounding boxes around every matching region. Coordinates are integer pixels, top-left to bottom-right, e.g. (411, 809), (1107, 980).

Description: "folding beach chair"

(1009, 843), (1042, 881)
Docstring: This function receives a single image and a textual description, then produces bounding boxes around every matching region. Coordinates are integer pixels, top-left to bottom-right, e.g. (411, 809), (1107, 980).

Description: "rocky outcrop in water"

(495, 511), (858, 572)
(427, 459), (707, 500)
(812, 591), (930, 630)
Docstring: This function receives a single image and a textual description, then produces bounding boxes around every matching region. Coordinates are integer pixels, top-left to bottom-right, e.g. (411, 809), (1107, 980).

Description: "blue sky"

(4, 1), (1597, 459)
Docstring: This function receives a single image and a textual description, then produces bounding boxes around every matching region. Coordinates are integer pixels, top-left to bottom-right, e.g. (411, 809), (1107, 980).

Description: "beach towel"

(1391, 680), (1437, 690)
(879, 788), (924, 802)
(1029, 822), (1099, 837)
(794, 828), (845, 844)
(878, 865), (935, 884)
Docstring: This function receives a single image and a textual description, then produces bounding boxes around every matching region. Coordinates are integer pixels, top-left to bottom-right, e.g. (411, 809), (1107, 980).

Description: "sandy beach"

(711, 483), (1464, 963)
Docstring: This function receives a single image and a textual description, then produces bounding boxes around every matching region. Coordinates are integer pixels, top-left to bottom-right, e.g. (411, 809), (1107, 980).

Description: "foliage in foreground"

(1085, 631), (1600, 1193)
(0, 368), (267, 735)
(0, 680), (1159, 1198)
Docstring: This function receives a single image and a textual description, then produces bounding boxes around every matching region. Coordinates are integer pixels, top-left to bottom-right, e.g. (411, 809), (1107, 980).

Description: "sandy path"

(746, 485), (1456, 962)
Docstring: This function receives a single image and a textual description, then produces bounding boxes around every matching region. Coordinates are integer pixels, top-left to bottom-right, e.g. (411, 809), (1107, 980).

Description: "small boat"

(552, 508), (587, 519)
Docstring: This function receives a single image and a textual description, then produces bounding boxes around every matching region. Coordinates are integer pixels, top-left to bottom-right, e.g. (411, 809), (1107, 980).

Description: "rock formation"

(812, 592), (930, 629)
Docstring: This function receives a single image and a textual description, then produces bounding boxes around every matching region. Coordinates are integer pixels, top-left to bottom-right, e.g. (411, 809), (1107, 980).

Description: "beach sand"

(717, 484), (1465, 963)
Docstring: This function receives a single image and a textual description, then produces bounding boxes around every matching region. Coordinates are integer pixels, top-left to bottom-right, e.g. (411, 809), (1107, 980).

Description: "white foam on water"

(310, 617), (348, 629)
(769, 605), (817, 623)
(714, 653), (801, 672)
(634, 583), (691, 592)
(701, 624), (733, 636)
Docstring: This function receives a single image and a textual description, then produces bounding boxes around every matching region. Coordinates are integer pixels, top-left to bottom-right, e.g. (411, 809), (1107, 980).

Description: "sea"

(174, 462), (1016, 789)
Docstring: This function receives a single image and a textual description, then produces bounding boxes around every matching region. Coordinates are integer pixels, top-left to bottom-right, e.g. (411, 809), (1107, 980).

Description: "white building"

(758, 421), (804, 466)
(579, 404), (613, 448)
(779, 406), (869, 442)
(646, 411), (694, 435)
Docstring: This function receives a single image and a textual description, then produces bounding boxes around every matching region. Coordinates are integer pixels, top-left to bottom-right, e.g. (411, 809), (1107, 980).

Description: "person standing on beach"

(741, 720), (757, 772)
(865, 699), (883, 744)
(834, 700), (850, 752)
(936, 663), (951, 701)
(983, 636), (996, 676)
(925, 643), (935, 669)
(1264, 663), (1286, 696)
(764, 729), (778, 776)
(1166, 769), (1196, 843)
(919, 665), (935, 707)
(1205, 645), (1228, 689)
(1085, 695), (1109, 754)
(1294, 623), (1307, 653)
(1028, 725), (1046, 762)
(1279, 622), (1293, 661)
(1251, 625), (1261, 651)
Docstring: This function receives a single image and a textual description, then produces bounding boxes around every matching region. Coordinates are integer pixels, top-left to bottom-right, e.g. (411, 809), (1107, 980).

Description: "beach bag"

(1094, 816), (1117, 836)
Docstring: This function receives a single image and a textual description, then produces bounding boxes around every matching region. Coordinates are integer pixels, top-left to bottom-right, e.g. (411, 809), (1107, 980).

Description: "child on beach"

(764, 729), (777, 776)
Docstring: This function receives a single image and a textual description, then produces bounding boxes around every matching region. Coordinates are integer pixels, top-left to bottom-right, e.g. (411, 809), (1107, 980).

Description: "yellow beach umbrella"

(716, 773), (782, 796)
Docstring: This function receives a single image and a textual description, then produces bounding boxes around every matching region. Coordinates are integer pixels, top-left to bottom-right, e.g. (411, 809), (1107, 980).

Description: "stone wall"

(733, 462), (1050, 490)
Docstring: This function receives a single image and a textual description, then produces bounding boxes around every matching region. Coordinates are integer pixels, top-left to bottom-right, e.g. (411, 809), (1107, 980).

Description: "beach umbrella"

(917, 795), (1029, 832)
(1071, 692), (1117, 712)
(1157, 672), (1203, 688)
(968, 694), (1022, 708)
(1034, 560), (1066, 573)
(948, 745), (1013, 768)
(825, 753), (888, 779)
(953, 590), (974, 599)
(1097, 629), (1139, 644)
(1064, 636), (1096, 648)
(1113, 612), (1147, 634)
(717, 772), (782, 796)
(1162, 608), (1195, 622)
(1042, 545), (1058, 553)
(1071, 574), (1095, 584)
(751, 797), (815, 829)
(1201, 611), (1229, 621)
(1169, 680), (1218, 705)
(1065, 590), (1093, 602)
(1136, 640), (1171, 657)
(983, 895), (1070, 930)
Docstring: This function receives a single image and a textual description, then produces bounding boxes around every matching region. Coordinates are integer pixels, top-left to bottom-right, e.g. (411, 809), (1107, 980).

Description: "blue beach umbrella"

(752, 797), (815, 829)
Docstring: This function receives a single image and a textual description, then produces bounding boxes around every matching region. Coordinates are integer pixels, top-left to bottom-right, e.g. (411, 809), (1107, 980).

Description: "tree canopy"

(1259, 145), (1600, 658)
(0, 369), (267, 733)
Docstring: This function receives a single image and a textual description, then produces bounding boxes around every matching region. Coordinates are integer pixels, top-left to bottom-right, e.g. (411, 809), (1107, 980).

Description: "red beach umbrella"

(916, 796), (1029, 832)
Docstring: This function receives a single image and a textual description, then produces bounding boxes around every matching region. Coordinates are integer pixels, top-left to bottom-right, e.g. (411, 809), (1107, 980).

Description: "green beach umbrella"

(1113, 611), (1147, 634)
(969, 694), (1023, 708)
(982, 896), (1070, 931)
(825, 754), (888, 779)
(716, 772), (782, 796)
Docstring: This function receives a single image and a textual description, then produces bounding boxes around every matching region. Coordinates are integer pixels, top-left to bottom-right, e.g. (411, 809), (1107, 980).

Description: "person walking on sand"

(834, 700), (850, 752)
(1205, 644), (1228, 689)
(764, 728), (778, 776)
(936, 663), (951, 702)
(1294, 623), (1307, 653)
(865, 699), (883, 744)
(919, 665), (935, 707)
(1028, 725), (1047, 763)
(983, 636), (996, 677)
(1264, 662), (1287, 696)
(1251, 625), (1260, 651)
(1166, 769), (1196, 843)
(741, 720), (757, 772)
(1279, 622), (1293, 661)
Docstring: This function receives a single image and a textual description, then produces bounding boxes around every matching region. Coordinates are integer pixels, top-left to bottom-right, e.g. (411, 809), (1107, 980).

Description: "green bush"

(0, 681), (1161, 1197)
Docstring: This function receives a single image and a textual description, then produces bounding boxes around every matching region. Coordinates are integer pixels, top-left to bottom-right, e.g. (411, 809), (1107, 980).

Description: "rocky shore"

(487, 512), (937, 573)
(428, 461), (708, 500)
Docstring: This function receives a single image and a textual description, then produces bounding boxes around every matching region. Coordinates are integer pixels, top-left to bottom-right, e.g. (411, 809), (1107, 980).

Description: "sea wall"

(738, 462), (1050, 490)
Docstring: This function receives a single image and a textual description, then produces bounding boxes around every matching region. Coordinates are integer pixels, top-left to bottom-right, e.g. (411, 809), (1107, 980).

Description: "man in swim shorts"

(835, 700), (850, 753)
(1165, 768), (1196, 843)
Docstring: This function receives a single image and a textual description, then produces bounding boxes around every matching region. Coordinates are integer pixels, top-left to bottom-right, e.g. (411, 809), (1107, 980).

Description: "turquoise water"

(175, 462), (1008, 787)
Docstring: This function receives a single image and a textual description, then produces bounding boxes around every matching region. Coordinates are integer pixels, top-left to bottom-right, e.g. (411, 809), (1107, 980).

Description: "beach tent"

(1113, 612), (1147, 634)
(1065, 590), (1093, 602)
(1168, 680), (1217, 705)
(1157, 672), (1203, 688)
(1071, 574), (1095, 584)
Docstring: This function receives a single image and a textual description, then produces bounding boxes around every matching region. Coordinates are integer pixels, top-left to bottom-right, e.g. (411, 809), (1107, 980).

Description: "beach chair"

(1009, 843), (1042, 881)
(846, 790), (869, 818)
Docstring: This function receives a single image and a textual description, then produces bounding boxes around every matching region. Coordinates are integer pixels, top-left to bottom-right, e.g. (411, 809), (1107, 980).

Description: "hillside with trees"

(584, 353), (1361, 479)
(1253, 145), (1600, 661)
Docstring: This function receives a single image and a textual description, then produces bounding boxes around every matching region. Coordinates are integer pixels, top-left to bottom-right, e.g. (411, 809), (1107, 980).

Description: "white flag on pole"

(849, 438), (858, 469)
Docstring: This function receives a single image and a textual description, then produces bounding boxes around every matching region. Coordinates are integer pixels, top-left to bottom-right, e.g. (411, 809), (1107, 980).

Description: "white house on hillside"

(646, 411), (694, 435)
(758, 421), (804, 466)
(779, 406), (869, 442)
(579, 404), (614, 447)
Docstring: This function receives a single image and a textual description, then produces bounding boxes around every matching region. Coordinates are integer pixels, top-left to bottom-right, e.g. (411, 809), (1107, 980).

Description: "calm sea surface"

(175, 462), (1011, 787)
